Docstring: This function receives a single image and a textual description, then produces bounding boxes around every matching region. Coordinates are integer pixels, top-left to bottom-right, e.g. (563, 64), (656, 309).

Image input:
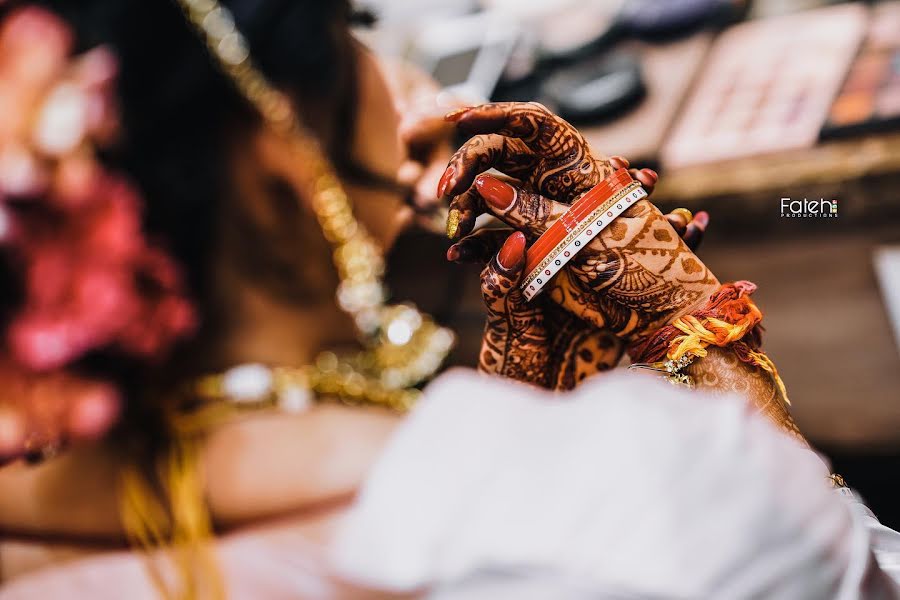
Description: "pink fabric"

(1, 526), (341, 599)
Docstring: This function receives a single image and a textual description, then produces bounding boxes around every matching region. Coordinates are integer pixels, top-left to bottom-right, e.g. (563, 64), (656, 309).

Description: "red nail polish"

(498, 232), (526, 269)
(694, 211), (709, 229)
(444, 106), (473, 122)
(645, 168), (658, 180)
(447, 246), (460, 261)
(476, 175), (516, 211)
(437, 166), (455, 197)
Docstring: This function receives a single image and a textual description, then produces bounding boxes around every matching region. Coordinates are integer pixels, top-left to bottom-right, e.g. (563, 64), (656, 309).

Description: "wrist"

(624, 277), (720, 356)
(626, 280), (750, 365)
(662, 277), (722, 329)
(687, 346), (807, 443)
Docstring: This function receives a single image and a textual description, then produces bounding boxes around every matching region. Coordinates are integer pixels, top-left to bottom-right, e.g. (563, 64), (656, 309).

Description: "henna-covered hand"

(453, 208), (708, 389)
(440, 102), (617, 240)
(475, 174), (720, 343)
(476, 232), (623, 390)
(439, 103), (718, 340)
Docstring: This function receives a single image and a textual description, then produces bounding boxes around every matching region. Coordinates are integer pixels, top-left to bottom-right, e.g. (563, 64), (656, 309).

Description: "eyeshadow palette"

(821, 2), (900, 139)
(660, 4), (866, 169)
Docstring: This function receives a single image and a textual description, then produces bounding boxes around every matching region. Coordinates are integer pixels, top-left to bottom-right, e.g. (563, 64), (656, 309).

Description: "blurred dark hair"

(36, 0), (358, 304)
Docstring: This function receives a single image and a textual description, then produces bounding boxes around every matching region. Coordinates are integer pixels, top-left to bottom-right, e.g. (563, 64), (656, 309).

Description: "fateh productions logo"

(780, 197), (839, 218)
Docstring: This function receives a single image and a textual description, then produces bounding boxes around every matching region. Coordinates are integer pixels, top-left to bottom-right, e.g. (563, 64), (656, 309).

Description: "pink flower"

(122, 295), (197, 358)
(0, 7), (71, 90)
(52, 152), (102, 208)
(8, 315), (80, 371)
(1, 5), (196, 387)
(0, 141), (47, 196)
(0, 5), (197, 450)
(0, 202), (15, 243)
(0, 7), (72, 145)
(81, 176), (142, 257)
(0, 359), (122, 453)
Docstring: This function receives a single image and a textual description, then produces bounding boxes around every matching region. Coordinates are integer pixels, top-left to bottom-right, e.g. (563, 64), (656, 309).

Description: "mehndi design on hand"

(440, 102), (616, 240)
(477, 232), (623, 389)
(476, 175), (720, 343)
(454, 205), (710, 389)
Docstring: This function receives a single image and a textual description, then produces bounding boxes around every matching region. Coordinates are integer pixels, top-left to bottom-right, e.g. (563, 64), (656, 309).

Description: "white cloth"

(333, 369), (900, 599)
(3, 369), (899, 599)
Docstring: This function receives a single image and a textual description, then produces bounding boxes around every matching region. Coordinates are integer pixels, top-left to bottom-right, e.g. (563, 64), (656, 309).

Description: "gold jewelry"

(174, 0), (454, 407)
(175, 352), (421, 438)
(672, 207), (693, 224)
(827, 473), (848, 489)
(629, 353), (696, 388)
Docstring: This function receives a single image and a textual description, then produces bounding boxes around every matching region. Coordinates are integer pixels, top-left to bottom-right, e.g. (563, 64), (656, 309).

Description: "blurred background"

(366, 0), (900, 526)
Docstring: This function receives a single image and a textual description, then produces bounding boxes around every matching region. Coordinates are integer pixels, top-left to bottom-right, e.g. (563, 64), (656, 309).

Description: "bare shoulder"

(203, 404), (401, 526)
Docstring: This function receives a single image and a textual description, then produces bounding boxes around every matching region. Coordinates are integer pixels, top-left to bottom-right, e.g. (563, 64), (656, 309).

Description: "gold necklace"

(174, 0), (454, 412)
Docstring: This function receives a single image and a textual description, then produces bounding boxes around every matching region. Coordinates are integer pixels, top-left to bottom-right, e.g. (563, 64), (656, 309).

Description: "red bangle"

(521, 169), (646, 301)
(524, 168), (634, 271)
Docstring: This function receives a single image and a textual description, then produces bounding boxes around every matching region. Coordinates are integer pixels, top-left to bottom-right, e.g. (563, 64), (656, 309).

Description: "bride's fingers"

(445, 102), (613, 202)
(474, 174), (567, 238)
(480, 232), (527, 316)
(610, 156), (658, 195)
(662, 210), (709, 252)
(682, 211), (709, 251)
(437, 133), (536, 199)
(447, 228), (512, 264)
(446, 172), (528, 240)
(610, 156), (630, 170)
(454, 210), (705, 276)
(665, 211), (689, 237)
(631, 168), (658, 195)
(446, 187), (483, 240)
(448, 101), (564, 145)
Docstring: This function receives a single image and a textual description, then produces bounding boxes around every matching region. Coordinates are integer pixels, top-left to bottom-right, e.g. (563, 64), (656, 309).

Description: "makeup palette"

(821, 2), (900, 139)
(661, 4), (866, 169)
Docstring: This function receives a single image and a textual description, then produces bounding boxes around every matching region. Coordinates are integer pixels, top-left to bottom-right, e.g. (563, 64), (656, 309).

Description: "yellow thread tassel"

(665, 298), (790, 408)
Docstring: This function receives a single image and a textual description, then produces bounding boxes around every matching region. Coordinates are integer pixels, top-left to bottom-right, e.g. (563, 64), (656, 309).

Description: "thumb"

(480, 232), (528, 316)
